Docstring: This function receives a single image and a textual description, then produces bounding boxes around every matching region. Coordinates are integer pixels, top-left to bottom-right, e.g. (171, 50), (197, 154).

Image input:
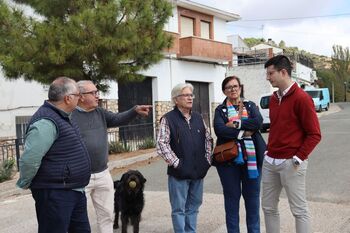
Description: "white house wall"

(294, 63), (314, 84)
(0, 75), (48, 138)
(213, 16), (230, 42)
(99, 80), (118, 99)
(165, 7), (179, 33)
(227, 64), (275, 104)
(141, 58), (227, 103)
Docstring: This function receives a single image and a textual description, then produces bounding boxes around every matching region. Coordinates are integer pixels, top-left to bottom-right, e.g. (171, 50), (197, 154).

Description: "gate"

(118, 77), (154, 140)
(186, 81), (210, 128)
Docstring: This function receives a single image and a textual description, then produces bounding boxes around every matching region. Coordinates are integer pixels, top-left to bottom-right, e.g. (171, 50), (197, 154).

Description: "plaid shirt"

(156, 115), (213, 168)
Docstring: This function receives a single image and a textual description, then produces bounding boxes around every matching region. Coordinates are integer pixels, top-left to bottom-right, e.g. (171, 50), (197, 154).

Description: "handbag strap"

(238, 100), (244, 119)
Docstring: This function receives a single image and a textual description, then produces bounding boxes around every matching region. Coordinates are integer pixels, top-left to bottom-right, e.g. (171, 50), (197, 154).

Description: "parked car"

(259, 93), (272, 132)
(304, 88), (330, 112)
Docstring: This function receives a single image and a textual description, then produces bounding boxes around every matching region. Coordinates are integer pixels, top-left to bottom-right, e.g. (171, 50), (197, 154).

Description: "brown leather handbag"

(213, 141), (238, 163)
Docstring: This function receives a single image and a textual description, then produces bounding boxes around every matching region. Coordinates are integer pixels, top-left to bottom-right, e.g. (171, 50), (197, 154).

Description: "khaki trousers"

(262, 159), (310, 233)
(86, 169), (114, 233)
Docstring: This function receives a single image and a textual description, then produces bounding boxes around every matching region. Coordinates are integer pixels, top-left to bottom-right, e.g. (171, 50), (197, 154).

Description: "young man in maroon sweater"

(262, 55), (321, 233)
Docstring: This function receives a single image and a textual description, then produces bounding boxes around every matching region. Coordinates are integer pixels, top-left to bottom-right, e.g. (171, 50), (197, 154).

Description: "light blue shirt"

(16, 105), (85, 192)
(16, 119), (57, 189)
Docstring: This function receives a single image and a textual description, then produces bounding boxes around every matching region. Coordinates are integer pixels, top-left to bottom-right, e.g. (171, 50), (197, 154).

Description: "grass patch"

(0, 159), (15, 183)
(138, 137), (156, 150)
(109, 141), (131, 154)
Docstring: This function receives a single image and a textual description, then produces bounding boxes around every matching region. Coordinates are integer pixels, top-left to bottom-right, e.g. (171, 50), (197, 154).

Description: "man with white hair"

(72, 80), (151, 233)
(156, 83), (212, 233)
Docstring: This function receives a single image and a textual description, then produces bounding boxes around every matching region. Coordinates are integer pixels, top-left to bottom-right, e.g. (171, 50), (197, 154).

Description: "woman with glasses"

(213, 76), (266, 233)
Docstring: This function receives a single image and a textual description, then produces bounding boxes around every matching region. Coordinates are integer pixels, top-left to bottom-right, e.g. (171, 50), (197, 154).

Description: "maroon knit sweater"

(267, 83), (321, 160)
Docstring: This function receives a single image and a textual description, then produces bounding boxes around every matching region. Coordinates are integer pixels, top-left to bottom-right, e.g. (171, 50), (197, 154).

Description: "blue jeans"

(216, 164), (261, 233)
(31, 189), (91, 233)
(168, 176), (203, 233)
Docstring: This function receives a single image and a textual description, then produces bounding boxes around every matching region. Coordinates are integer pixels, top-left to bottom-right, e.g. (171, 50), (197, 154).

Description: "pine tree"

(0, 0), (173, 89)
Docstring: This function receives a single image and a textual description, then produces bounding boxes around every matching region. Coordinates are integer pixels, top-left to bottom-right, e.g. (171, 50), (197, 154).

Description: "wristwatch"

(292, 157), (300, 166)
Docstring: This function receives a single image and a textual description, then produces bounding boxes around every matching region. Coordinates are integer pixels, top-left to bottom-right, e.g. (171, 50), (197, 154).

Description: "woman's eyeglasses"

(224, 85), (240, 91)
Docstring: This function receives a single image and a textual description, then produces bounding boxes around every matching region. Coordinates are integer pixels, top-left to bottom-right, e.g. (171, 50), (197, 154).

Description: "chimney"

(267, 38), (272, 45)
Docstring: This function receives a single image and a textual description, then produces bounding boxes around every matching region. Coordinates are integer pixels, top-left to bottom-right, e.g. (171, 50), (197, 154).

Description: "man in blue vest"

(156, 83), (212, 233)
(17, 77), (92, 233)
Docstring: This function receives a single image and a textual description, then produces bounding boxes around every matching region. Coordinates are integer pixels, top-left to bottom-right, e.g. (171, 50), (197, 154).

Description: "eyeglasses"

(224, 85), (240, 91)
(81, 90), (99, 96)
(177, 94), (195, 99)
(68, 93), (80, 97)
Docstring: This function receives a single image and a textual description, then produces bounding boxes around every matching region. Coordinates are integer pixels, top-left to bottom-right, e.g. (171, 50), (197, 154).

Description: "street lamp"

(344, 82), (347, 102)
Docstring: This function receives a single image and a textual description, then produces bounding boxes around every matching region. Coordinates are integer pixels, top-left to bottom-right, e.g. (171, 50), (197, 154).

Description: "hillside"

(243, 37), (332, 70)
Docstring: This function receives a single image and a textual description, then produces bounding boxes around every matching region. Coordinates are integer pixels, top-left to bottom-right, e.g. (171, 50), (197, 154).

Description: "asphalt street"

(0, 103), (349, 233)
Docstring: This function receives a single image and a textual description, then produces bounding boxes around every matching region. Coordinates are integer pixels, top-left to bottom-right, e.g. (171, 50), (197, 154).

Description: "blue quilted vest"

(28, 101), (91, 189)
(164, 107), (210, 179)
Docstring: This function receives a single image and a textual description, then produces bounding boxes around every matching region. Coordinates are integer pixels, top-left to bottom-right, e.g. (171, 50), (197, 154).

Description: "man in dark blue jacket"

(17, 77), (91, 233)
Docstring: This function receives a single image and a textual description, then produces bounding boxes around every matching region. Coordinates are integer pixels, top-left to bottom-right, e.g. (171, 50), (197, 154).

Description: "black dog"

(113, 170), (147, 233)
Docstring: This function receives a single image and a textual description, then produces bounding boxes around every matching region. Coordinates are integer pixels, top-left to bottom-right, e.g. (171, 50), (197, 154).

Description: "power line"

(233, 13), (350, 22)
(228, 24), (262, 29)
(228, 24), (349, 37)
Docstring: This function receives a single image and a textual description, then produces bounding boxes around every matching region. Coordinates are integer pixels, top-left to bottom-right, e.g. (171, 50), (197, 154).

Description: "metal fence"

(107, 123), (156, 152)
(0, 138), (24, 171)
(0, 123), (156, 170)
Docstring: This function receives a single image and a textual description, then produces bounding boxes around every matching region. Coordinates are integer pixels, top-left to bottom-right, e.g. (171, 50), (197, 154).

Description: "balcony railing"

(178, 36), (232, 63)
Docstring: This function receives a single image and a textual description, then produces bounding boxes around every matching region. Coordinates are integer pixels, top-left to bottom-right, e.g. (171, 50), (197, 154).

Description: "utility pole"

(332, 81), (335, 103)
(344, 82), (347, 102)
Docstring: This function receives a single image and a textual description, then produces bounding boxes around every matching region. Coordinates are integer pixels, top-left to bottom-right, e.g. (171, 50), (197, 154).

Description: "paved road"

(306, 102), (350, 204)
(133, 103), (350, 204)
(1, 103), (349, 233)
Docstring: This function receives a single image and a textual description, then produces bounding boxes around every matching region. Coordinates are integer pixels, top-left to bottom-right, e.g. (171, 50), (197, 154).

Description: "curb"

(0, 152), (158, 201)
(108, 151), (158, 170)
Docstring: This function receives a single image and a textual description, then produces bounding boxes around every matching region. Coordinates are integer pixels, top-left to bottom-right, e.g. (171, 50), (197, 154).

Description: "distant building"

(226, 41), (317, 104)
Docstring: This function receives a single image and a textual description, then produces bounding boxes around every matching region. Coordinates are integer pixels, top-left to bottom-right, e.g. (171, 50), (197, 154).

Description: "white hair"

(77, 80), (94, 93)
(171, 83), (194, 104)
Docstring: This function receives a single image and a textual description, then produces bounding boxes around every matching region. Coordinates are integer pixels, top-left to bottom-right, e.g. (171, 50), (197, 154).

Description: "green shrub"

(138, 137), (156, 150)
(108, 141), (130, 154)
(0, 159), (15, 183)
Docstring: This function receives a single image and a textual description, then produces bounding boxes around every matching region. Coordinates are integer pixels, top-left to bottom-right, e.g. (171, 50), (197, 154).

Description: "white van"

(259, 93), (272, 132)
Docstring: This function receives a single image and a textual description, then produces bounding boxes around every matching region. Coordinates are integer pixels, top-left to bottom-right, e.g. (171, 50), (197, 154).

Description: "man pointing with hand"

(72, 80), (151, 233)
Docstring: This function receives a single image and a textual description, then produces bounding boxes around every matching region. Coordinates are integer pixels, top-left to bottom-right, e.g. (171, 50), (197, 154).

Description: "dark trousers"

(31, 189), (91, 233)
(216, 164), (261, 233)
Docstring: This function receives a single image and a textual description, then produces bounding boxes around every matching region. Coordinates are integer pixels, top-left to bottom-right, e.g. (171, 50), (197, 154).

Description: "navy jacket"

(213, 99), (266, 167)
(164, 107), (210, 179)
(28, 101), (91, 189)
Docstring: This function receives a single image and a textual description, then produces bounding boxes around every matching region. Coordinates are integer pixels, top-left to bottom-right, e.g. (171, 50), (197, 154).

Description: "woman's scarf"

(226, 100), (259, 179)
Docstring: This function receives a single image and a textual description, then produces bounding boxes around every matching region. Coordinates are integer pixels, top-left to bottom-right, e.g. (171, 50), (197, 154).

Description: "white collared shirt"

(276, 82), (295, 103)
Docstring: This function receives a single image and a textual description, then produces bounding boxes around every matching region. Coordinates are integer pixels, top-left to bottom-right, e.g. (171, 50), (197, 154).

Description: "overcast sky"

(192, 0), (350, 57)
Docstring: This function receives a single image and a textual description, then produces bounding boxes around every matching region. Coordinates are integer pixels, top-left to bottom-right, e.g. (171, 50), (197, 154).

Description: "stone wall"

(99, 99), (118, 113)
(154, 101), (173, 132)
